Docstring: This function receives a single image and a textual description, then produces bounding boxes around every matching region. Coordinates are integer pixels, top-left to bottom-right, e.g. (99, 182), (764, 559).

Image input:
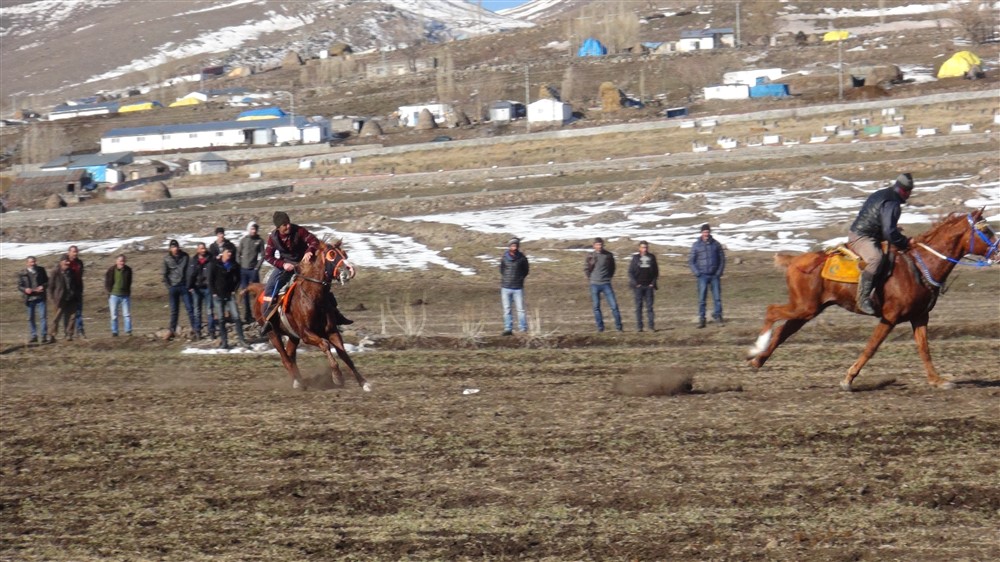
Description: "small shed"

(398, 103), (452, 127)
(489, 101), (526, 122)
(40, 151), (134, 184)
(527, 99), (572, 124)
(749, 83), (789, 98)
(704, 84), (750, 100)
(188, 153), (229, 175)
(723, 68), (784, 85)
(8, 170), (90, 207)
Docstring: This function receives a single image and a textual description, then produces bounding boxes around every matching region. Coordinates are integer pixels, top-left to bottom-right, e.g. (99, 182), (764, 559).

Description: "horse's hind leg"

(748, 302), (820, 368)
(841, 319), (895, 391)
(911, 315), (954, 389)
(328, 332), (371, 392)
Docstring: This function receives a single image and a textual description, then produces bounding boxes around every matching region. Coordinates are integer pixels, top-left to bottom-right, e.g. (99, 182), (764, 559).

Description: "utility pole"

(837, 38), (844, 101)
(639, 68), (645, 103)
(735, 2), (741, 48)
(524, 65), (530, 133)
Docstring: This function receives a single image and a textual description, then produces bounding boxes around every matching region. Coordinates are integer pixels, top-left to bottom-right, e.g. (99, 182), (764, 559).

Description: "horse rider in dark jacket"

(260, 211), (352, 334)
(847, 172), (914, 315)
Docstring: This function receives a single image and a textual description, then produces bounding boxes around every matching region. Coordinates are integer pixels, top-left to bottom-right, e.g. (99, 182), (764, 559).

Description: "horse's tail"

(774, 253), (798, 269)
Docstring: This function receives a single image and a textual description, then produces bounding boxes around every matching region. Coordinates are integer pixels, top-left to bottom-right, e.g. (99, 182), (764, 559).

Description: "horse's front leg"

(842, 320), (895, 391)
(269, 332), (304, 389)
(911, 315), (954, 389)
(328, 332), (371, 392)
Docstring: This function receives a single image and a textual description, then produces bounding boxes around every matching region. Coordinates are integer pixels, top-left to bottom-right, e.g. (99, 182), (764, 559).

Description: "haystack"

(599, 82), (624, 112)
(865, 65), (903, 87)
(328, 42), (353, 57)
(359, 120), (383, 136)
(144, 182), (171, 201)
(538, 84), (560, 101)
(44, 194), (67, 209)
(415, 108), (438, 130)
(282, 51), (304, 68)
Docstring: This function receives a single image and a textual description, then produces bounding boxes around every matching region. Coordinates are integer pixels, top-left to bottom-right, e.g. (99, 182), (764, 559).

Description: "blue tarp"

(237, 107), (286, 119)
(577, 38), (607, 57)
(749, 84), (789, 98)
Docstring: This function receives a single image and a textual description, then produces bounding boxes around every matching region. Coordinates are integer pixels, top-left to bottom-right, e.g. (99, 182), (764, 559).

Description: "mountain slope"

(0, 0), (533, 101)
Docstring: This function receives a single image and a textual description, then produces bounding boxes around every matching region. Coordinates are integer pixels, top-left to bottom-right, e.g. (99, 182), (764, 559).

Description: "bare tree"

(561, 64), (576, 104)
(949, 0), (996, 44)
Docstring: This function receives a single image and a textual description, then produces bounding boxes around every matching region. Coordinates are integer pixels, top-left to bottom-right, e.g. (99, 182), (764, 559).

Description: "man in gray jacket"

(236, 221), (264, 324)
(162, 239), (198, 340)
(584, 237), (622, 332)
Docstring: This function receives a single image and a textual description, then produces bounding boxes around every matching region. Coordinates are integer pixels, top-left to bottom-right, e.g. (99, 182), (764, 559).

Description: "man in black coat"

(847, 172), (914, 315)
(208, 248), (247, 349)
(499, 237), (530, 335)
(628, 241), (659, 332)
(17, 256), (49, 343)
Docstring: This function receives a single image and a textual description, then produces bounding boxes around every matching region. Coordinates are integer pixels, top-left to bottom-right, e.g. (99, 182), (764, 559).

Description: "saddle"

(820, 243), (895, 284)
(258, 280), (299, 317)
(820, 245), (863, 283)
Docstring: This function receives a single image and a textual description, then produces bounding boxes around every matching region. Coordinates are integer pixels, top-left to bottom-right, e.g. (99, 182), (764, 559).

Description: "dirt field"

(3, 128), (1000, 559)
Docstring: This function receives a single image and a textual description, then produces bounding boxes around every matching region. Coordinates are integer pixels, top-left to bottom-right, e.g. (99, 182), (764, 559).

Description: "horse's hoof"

(362, 382), (373, 392)
(935, 381), (956, 390)
(747, 357), (761, 370)
(292, 379), (302, 390)
(839, 381), (854, 392)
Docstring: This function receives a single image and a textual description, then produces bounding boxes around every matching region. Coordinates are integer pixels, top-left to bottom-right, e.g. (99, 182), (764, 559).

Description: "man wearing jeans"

(689, 223), (726, 328)
(104, 254), (133, 337)
(188, 243), (217, 339)
(237, 221), (264, 324)
(628, 241), (659, 332)
(209, 248), (248, 349)
(499, 237), (529, 336)
(584, 237), (622, 332)
(162, 240), (197, 340)
(17, 256), (48, 343)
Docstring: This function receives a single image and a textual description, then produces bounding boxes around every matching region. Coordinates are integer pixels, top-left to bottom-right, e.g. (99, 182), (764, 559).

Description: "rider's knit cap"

(273, 211), (290, 226)
(895, 173), (914, 190)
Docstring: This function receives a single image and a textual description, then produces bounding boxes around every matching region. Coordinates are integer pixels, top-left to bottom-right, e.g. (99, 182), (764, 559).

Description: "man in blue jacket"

(689, 224), (726, 328)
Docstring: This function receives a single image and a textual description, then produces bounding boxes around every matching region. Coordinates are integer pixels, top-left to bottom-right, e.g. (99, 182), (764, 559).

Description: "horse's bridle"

(293, 246), (353, 287)
(911, 213), (998, 289)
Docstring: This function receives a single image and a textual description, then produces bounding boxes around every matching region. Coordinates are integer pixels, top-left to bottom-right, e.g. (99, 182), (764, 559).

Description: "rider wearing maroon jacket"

(259, 211), (351, 333)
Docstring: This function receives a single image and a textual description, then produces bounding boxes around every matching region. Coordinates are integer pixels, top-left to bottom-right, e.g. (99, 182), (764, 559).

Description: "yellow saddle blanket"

(821, 246), (863, 283)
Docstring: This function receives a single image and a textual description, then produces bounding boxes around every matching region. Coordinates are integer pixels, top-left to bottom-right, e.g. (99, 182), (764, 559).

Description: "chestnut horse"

(748, 209), (998, 390)
(246, 240), (371, 391)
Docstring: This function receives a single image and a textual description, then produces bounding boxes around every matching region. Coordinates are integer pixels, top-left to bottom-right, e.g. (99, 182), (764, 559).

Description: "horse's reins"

(909, 213), (998, 291)
(293, 248), (351, 287)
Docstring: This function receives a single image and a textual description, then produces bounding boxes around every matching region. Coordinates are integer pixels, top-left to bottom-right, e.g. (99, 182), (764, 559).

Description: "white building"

(100, 116), (328, 153)
(527, 99), (572, 124)
(703, 84), (750, 101)
(723, 68), (785, 86)
(397, 103), (453, 127)
(678, 28), (735, 52)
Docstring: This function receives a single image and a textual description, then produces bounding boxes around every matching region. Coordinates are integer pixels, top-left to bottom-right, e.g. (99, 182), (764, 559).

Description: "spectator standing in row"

(18, 256), (49, 343)
(163, 240), (197, 340)
(499, 237), (529, 336)
(209, 248), (248, 349)
(584, 237), (622, 332)
(628, 240), (659, 332)
(237, 221), (264, 324)
(209, 227), (237, 260)
(105, 254), (133, 337)
(188, 243), (217, 339)
(689, 224), (726, 328)
(67, 245), (86, 338)
(50, 254), (80, 341)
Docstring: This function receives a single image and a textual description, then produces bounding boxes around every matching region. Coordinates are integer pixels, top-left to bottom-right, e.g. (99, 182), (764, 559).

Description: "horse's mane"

(912, 210), (978, 245)
(298, 240), (330, 278)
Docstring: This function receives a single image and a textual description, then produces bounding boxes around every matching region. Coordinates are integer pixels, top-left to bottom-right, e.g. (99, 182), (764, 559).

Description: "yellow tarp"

(937, 51), (982, 78)
(168, 97), (200, 107)
(119, 102), (159, 113)
(823, 30), (850, 42)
